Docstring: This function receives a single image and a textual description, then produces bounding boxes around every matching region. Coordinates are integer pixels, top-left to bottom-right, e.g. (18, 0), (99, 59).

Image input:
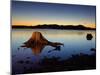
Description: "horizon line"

(12, 24), (96, 28)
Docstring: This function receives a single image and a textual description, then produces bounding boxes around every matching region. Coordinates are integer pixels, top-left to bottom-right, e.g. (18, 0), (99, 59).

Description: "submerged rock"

(26, 57), (30, 59)
(17, 60), (24, 64)
(91, 48), (96, 52)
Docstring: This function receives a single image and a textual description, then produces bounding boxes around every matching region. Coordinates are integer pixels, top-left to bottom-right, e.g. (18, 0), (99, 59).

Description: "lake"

(12, 29), (96, 74)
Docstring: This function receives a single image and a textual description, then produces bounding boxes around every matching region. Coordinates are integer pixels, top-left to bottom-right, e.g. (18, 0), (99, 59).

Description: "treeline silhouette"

(12, 24), (95, 30)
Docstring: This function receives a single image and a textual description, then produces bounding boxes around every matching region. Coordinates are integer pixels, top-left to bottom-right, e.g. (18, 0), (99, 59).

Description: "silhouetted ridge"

(12, 24), (95, 30)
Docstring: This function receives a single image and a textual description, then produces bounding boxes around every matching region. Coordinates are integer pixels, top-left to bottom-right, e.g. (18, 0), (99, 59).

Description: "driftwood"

(21, 32), (63, 55)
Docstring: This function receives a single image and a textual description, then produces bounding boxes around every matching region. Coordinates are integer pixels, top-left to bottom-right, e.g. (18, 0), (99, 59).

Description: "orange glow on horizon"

(12, 20), (96, 28)
(12, 20), (41, 26)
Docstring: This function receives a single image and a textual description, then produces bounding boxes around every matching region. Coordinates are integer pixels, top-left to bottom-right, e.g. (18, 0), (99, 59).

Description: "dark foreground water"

(12, 29), (96, 74)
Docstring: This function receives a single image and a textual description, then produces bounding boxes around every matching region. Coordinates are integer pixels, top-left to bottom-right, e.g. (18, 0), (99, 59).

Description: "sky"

(11, 1), (96, 28)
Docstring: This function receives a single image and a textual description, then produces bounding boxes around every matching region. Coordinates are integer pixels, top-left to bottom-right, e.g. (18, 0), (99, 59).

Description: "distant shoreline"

(12, 24), (96, 30)
(12, 28), (96, 31)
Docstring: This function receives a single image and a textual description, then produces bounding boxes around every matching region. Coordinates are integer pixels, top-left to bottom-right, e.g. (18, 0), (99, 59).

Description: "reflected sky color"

(12, 1), (96, 28)
(12, 29), (96, 60)
(12, 29), (96, 74)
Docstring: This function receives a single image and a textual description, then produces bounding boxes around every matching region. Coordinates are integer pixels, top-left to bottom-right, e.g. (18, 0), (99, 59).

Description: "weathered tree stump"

(21, 32), (63, 55)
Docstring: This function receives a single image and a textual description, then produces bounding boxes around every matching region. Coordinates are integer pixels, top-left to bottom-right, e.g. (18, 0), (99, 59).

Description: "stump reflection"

(21, 32), (63, 55)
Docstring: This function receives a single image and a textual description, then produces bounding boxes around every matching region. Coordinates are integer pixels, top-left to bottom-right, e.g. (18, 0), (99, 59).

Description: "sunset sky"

(12, 1), (96, 28)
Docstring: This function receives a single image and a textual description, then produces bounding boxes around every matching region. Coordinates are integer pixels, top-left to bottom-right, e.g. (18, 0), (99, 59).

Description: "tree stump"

(21, 32), (63, 55)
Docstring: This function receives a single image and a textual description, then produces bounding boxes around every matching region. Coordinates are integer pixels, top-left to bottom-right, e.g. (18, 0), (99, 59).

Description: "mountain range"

(12, 24), (95, 30)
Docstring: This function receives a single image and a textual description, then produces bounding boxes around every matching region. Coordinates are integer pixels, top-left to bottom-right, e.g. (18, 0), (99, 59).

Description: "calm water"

(12, 29), (96, 74)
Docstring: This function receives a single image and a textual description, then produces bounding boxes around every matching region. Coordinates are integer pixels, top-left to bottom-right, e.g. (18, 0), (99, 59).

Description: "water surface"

(12, 29), (96, 74)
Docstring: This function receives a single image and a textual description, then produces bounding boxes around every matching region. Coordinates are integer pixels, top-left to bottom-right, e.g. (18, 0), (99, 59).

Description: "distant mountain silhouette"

(12, 24), (95, 30)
